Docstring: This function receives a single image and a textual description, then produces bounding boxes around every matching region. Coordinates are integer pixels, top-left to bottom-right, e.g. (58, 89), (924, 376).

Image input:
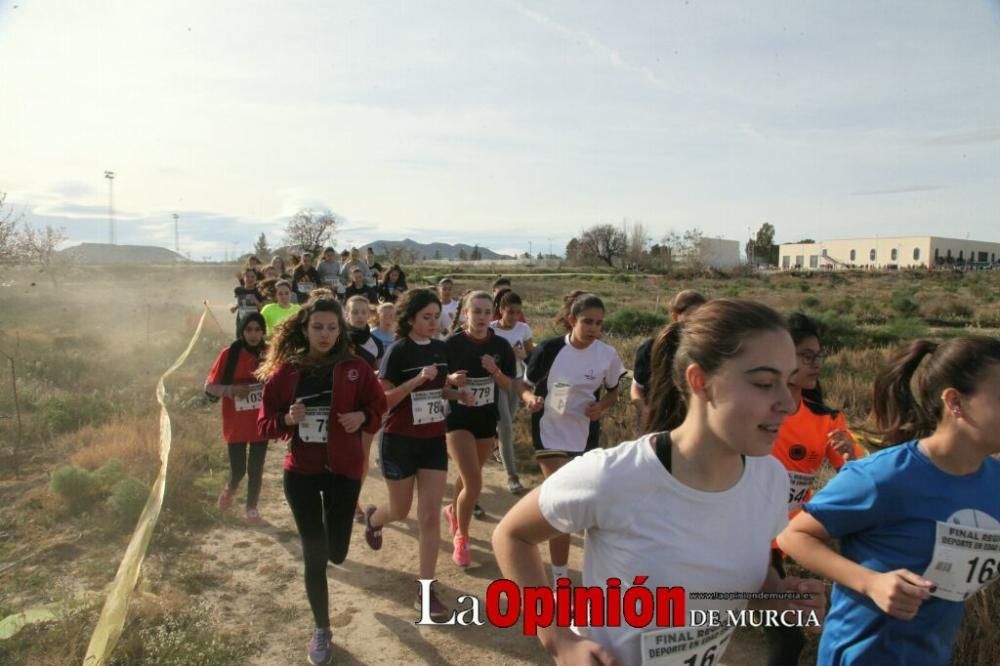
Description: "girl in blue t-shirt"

(778, 335), (1000, 666)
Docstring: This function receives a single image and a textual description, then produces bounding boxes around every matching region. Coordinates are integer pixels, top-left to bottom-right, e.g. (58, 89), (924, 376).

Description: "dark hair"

(497, 290), (522, 311)
(257, 296), (352, 380)
(643, 299), (789, 433)
(668, 290), (707, 319)
(554, 291), (604, 332)
(787, 312), (824, 403)
(438, 277), (453, 286)
(395, 289), (442, 338)
(492, 276), (512, 290)
(871, 336), (1000, 445)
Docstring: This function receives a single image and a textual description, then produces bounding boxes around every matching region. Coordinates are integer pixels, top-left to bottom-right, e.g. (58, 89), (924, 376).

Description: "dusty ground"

(191, 445), (771, 665)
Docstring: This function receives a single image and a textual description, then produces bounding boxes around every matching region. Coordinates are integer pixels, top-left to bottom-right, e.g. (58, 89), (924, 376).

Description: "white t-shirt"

(439, 300), (459, 338)
(539, 436), (789, 666)
(489, 321), (532, 377)
(538, 336), (626, 452)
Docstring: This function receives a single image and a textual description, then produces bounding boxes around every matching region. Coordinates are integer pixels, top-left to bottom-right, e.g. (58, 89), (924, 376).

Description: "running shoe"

(473, 503), (486, 520)
(307, 627), (333, 666)
(364, 504), (382, 550)
(507, 477), (526, 495)
(216, 485), (234, 512)
(414, 583), (450, 622)
(452, 535), (471, 567)
(245, 507), (262, 524)
(443, 503), (458, 538)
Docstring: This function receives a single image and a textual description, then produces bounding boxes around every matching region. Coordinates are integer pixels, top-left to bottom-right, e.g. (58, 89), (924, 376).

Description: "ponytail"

(642, 323), (686, 432)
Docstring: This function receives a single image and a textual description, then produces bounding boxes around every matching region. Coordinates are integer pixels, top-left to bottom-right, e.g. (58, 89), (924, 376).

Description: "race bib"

(466, 376), (495, 407)
(641, 623), (734, 666)
(322, 277), (341, 289)
(238, 305), (258, 319)
(298, 406), (329, 443)
(411, 389), (446, 425)
(297, 281), (315, 293)
(786, 471), (816, 512)
(923, 521), (1000, 602)
(234, 383), (263, 412)
(548, 382), (571, 416)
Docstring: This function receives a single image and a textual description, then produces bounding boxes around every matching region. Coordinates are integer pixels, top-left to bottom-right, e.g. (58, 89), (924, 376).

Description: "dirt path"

(189, 448), (770, 665)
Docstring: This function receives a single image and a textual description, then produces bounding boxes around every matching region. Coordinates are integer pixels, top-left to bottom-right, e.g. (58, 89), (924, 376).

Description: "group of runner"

(203, 257), (1000, 666)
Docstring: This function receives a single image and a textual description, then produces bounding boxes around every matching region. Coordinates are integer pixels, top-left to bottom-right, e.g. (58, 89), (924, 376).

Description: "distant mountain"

(367, 239), (512, 260)
(59, 242), (188, 264)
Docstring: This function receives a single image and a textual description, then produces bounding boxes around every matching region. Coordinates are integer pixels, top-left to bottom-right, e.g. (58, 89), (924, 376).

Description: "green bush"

(813, 311), (867, 350)
(94, 458), (125, 490)
(50, 465), (102, 512)
(891, 289), (920, 318)
(798, 281), (811, 292)
(38, 396), (116, 435)
(869, 318), (930, 347)
(801, 295), (820, 309)
(602, 308), (667, 337)
(107, 477), (149, 527)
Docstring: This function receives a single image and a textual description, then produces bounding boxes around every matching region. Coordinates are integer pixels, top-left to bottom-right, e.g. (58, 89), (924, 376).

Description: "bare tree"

(283, 209), (337, 255)
(578, 223), (628, 267)
(662, 228), (706, 272)
(17, 223), (67, 285)
(623, 218), (651, 266)
(0, 192), (22, 264)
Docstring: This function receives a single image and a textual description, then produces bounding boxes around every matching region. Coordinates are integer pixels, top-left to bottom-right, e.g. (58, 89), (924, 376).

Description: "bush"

(798, 281), (811, 292)
(920, 294), (974, 322)
(869, 318), (929, 347)
(891, 290), (920, 318)
(813, 311), (867, 350)
(50, 465), (102, 512)
(801, 295), (820, 309)
(93, 458), (125, 490)
(39, 396), (116, 435)
(602, 308), (667, 337)
(107, 477), (149, 527)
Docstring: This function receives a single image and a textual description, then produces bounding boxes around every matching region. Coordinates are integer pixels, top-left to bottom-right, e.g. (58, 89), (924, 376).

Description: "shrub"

(107, 477), (149, 527)
(93, 458), (125, 490)
(798, 282), (811, 292)
(50, 465), (102, 511)
(801, 295), (820, 309)
(39, 396), (116, 435)
(891, 289), (920, 318)
(813, 311), (867, 350)
(920, 295), (974, 322)
(602, 308), (667, 337)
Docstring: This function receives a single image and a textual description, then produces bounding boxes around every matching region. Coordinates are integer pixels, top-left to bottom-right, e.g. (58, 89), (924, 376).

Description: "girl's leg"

(370, 477), (415, 528)
(538, 456), (571, 569)
(227, 442), (249, 490)
(283, 471), (330, 629)
(447, 430), (481, 538)
(414, 468), (448, 579)
(324, 475), (362, 564)
(245, 441), (268, 508)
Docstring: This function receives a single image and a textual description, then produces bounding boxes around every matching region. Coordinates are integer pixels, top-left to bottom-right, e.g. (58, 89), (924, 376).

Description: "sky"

(2, 1), (999, 260)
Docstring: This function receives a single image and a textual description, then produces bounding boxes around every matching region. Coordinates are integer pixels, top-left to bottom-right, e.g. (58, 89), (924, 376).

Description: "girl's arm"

(257, 373), (295, 439)
(777, 511), (934, 620)
(492, 490), (618, 665)
(584, 385), (620, 420)
(380, 366), (437, 409)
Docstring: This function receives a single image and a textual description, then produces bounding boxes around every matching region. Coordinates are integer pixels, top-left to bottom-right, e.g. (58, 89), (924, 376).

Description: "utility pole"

(172, 213), (179, 254)
(104, 171), (116, 244)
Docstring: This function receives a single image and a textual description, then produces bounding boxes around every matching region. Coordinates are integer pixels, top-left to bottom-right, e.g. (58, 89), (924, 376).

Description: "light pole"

(172, 213), (179, 254)
(104, 171), (115, 245)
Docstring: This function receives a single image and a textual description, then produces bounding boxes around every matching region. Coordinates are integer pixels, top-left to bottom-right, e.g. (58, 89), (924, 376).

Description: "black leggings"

(226, 442), (268, 507)
(283, 470), (362, 629)
(765, 550), (806, 665)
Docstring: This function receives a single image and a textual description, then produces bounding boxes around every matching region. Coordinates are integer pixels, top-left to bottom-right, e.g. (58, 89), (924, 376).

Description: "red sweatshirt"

(258, 355), (386, 479)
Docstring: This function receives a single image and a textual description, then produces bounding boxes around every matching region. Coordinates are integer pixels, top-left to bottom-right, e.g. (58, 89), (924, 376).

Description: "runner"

(316, 247), (342, 294)
(441, 291), (517, 567)
(372, 301), (396, 349)
(270, 254), (290, 279)
(492, 277), (527, 323)
(520, 292), (627, 583)
(489, 290), (534, 495)
(494, 299), (826, 666)
(362, 288), (461, 620)
(767, 312), (865, 665)
(339, 247), (373, 290)
(204, 312), (269, 523)
(631, 289), (707, 433)
(344, 268), (378, 303)
(437, 278), (459, 338)
(262, 265), (279, 281)
(377, 264), (408, 303)
(778, 336), (1000, 665)
(345, 294), (385, 523)
(230, 267), (264, 336)
(256, 296), (386, 666)
(260, 280), (302, 337)
(292, 252), (321, 304)
(365, 247), (383, 287)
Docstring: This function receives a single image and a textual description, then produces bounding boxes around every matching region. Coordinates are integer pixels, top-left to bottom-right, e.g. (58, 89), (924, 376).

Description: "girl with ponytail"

(778, 335), (1000, 665)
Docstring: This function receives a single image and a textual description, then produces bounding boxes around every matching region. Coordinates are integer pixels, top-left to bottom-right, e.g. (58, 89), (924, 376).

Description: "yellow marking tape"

(83, 305), (207, 666)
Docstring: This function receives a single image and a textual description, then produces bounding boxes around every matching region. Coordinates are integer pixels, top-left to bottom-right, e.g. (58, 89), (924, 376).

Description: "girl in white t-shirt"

(489, 290), (534, 495)
(494, 298), (827, 666)
(520, 292), (627, 582)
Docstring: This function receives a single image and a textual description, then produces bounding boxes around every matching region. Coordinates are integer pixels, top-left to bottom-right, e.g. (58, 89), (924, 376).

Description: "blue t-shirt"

(805, 440), (1000, 665)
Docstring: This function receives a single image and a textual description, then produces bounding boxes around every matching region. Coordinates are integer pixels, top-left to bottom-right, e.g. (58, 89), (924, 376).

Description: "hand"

(481, 354), (499, 376)
(286, 400), (305, 426)
(524, 394), (544, 413)
(231, 384), (252, 399)
(418, 365), (439, 385)
(459, 389), (476, 407)
(774, 576), (827, 632)
(513, 345), (528, 361)
(863, 569), (934, 620)
(337, 411), (366, 433)
(229, 305), (238, 313)
(448, 370), (468, 387)
(584, 401), (605, 421)
(827, 430), (855, 460)
(548, 633), (619, 666)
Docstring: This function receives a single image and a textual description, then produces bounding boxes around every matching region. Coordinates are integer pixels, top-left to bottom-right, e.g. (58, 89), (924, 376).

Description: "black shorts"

(379, 433), (448, 480)
(532, 440), (598, 460)
(446, 410), (498, 439)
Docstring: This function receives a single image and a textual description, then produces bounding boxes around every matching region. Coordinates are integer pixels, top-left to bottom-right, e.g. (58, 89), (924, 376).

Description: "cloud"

(922, 127), (1000, 146)
(851, 185), (945, 196)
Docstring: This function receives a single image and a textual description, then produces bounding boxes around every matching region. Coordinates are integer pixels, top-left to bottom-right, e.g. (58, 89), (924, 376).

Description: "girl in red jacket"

(256, 295), (386, 666)
(204, 312), (269, 523)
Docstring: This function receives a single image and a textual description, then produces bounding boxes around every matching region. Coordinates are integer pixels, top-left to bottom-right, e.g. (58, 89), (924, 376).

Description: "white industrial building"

(779, 236), (1000, 270)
